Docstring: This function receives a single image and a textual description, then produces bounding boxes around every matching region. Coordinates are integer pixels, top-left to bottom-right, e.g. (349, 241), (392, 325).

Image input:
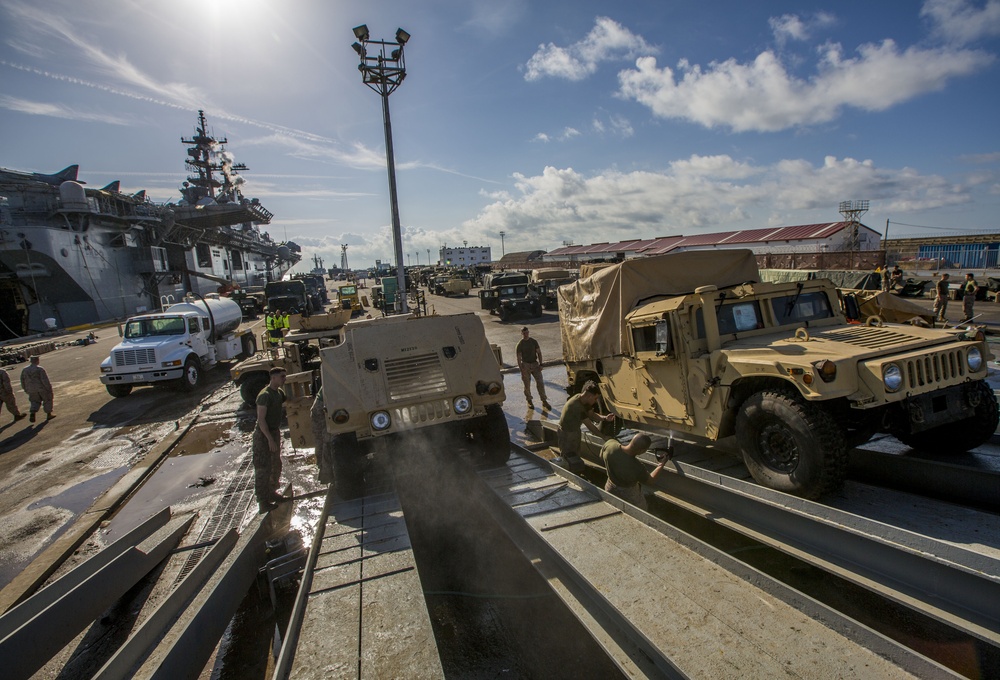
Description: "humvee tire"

(893, 380), (998, 453)
(332, 432), (365, 499)
(477, 404), (511, 465)
(239, 373), (269, 407)
(106, 384), (133, 398)
(735, 389), (847, 499)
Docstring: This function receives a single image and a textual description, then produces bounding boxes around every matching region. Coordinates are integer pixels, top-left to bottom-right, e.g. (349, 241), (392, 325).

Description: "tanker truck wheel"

(332, 433), (365, 499)
(735, 389), (847, 499)
(106, 384), (133, 398)
(239, 334), (257, 360)
(894, 380), (998, 453)
(239, 373), (269, 407)
(178, 357), (201, 392)
(477, 404), (511, 466)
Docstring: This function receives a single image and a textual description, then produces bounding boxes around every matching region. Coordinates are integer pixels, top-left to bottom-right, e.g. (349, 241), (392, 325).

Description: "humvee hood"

(559, 250), (760, 362)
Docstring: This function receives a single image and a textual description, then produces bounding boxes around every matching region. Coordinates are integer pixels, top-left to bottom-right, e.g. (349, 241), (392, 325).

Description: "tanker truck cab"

(100, 295), (256, 397)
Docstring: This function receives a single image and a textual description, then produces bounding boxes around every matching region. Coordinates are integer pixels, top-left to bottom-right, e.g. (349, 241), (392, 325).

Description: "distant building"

(544, 222), (881, 264)
(439, 245), (491, 266)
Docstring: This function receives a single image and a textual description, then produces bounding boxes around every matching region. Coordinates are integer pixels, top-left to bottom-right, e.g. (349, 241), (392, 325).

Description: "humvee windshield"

(125, 316), (185, 338)
(771, 291), (834, 325)
(500, 286), (528, 297)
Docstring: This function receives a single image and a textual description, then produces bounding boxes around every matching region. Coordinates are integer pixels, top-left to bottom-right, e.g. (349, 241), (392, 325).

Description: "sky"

(1, 0), (999, 272)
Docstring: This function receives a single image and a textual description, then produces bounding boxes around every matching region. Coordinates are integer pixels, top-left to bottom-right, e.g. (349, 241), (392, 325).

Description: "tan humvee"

(230, 309), (350, 406)
(285, 312), (508, 498)
(430, 275), (472, 297)
(559, 249), (996, 499)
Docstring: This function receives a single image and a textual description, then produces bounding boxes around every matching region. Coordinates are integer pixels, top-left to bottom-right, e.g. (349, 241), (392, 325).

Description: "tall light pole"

(353, 24), (411, 312)
(498, 230), (506, 258)
(427, 248), (431, 266)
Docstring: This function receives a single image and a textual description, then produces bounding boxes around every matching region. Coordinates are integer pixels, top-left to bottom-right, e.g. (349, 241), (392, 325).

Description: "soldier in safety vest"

(265, 310), (283, 347)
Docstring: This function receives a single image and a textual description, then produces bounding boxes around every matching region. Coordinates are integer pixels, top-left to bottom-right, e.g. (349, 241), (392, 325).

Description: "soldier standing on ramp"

(255, 367), (288, 512)
(516, 327), (550, 410)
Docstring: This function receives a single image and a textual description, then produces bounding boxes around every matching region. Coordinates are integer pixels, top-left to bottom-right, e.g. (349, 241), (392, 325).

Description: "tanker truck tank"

(165, 297), (243, 336)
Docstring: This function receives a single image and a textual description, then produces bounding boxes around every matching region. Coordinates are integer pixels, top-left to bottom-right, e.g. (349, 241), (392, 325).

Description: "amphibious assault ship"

(0, 111), (300, 340)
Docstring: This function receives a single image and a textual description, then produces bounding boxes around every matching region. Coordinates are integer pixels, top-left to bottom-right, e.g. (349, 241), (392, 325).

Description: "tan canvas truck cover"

(558, 250), (760, 362)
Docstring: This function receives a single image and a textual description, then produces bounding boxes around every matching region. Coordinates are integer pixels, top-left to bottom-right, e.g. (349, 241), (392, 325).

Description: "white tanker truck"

(100, 295), (256, 397)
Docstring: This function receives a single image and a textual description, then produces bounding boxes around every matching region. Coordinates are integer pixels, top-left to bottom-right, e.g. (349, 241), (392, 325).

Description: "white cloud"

(0, 95), (132, 124)
(769, 12), (836, 46)
(524, 16), (658, 81)
(617, 39), (993, 132)
(460, 155), (971, 250)
(921, 0), (1000, 44)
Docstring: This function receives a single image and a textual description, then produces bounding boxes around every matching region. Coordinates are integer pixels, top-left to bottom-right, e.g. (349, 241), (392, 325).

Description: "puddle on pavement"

(102, 448), (245, 538)
(171, 420), (235, 457)
(28, 467), (130, 515)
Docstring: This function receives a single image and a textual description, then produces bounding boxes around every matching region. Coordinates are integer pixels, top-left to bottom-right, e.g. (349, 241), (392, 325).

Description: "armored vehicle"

(479, 272), (542, 322)
(230, 310), (349, 406)
(430, 275), (472, 297)
(265, 280), (310, 313)
(559, 250), (996, 499)
(285, 312), (508, 499)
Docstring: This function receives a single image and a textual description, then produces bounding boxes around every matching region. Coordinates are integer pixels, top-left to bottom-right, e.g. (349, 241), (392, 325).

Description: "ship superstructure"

(0, 111), (300, 339)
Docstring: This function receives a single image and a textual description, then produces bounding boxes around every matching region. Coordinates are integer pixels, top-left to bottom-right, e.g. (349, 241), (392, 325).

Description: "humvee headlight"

(815, 360), (837, 383)
(370, 411), (391, 431)
(332, 409), (350, 425)
(967, 347), (983, 372)
(883, 364), (903, 392)
(453, 396), (472, 414)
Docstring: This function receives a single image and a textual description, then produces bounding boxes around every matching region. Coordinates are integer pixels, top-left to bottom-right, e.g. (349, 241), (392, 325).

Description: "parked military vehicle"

(265, 280), (311, 313)
(479, 271), (542, 322)
(430, 275), (472, 297)
(530, 268), (575, 310)
(230, 309), (350, 406)
(559, 250), (996, 499)
(285, 312), (509, 499)
(229, 287), (266, 320)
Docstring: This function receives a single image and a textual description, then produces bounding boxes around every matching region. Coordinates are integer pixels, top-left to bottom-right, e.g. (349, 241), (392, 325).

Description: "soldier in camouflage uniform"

(20, 356), (54, 423)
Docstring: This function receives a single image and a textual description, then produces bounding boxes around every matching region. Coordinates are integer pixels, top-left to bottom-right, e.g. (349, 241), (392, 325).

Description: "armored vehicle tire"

(179, 357), (201, 392)
(332, 433), (365, 499)
(106, 384), (133, 398)
(478, 404), (511, 465)
(894, 380), (999, 453)
(498, 307), (509, 323)
(240, 373), (269, 407)
(240, 333), (257, 360)
(735, 389), (847, 499)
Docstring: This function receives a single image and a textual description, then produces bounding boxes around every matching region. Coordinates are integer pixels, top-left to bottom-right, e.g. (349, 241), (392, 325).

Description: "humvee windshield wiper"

(784, 282), (804, 317)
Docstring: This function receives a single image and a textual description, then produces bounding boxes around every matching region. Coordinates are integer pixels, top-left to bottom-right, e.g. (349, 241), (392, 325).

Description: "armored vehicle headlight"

(967, 347), (983, 372)
(370, 411), (391, 431)
(883, 363), (903, 392)
(332, 409), (350, 424)
(814, 359), (837, 383)
(453, 396), (472, 414)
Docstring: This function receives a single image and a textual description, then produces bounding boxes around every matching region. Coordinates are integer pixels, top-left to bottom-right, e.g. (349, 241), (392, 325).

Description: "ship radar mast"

(180, 110), (248, 206)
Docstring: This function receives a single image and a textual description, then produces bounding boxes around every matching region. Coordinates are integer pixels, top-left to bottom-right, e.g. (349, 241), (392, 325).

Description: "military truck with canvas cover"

(287, 312), (509, 498)
(558, 250), (996, 498)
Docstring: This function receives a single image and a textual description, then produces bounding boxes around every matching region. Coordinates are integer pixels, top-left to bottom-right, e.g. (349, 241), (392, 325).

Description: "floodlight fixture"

(395, 28), (410, 45)
(353, 24), (369, 41)
(351, 42), (364, 56)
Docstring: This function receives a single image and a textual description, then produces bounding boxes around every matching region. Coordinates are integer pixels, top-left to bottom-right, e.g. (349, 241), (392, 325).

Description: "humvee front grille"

(821, 327), (914, 349)
(114, 348), (156, 366)
(902, 349), (965, 389)
(384, 352), (447, 401)
(392, 399), (452, 427)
